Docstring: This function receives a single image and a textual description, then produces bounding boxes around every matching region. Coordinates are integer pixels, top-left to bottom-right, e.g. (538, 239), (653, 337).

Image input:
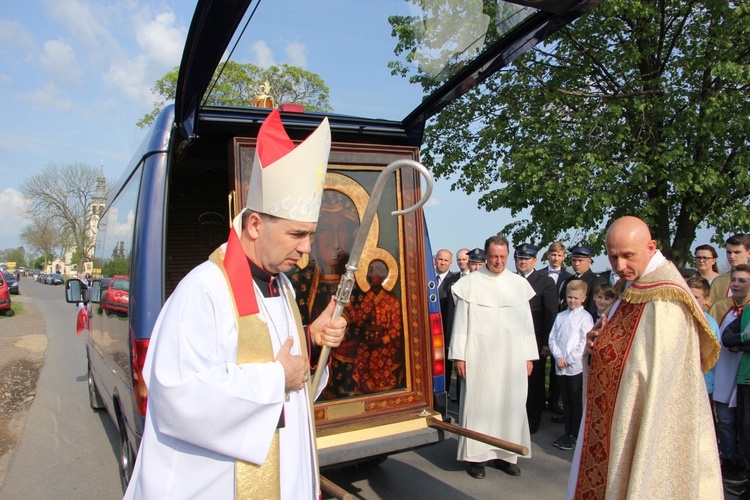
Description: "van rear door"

(169, 0), (605, 468)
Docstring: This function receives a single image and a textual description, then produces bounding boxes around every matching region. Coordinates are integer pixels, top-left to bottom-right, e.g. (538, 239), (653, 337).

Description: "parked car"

(2, 272), (19, 294)
(47, 273), (64, 285)
(0, 273), (11, 316)
(100, 275), (130, 314)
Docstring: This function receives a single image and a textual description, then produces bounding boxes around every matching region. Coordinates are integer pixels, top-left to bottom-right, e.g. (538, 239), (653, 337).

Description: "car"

(0, 273), (11, 316)
(47, 273), (64, 285)
(2, 272), (19, 294)
(100, 275), (130, 314)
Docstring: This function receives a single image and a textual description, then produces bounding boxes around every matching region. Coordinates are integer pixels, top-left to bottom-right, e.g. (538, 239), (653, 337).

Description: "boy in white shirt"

(548, 279), (593, 450)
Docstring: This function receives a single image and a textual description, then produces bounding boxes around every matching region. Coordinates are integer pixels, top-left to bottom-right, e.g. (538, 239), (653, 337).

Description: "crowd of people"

(438, 225), (750, 498)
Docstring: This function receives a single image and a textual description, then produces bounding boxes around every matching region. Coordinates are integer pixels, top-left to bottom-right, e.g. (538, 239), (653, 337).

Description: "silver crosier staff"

(310, 159), (434, 394)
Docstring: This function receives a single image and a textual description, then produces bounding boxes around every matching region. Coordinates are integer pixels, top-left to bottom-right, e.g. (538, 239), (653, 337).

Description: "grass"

(0, 301), (24, 318)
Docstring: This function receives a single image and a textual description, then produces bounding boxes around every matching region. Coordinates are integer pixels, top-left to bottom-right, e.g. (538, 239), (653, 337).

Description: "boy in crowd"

(548, 280), (593, 451)
(592, 282), (616, 322)
(710, 264), (750, 487)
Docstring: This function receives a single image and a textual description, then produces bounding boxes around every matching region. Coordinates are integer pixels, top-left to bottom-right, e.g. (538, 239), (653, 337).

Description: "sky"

(0, 0), (725, 273)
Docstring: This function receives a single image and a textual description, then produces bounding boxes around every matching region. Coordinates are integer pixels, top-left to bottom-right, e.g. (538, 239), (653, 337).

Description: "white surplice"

(124, 256), (327, 499)
(448, 266), (538, 464)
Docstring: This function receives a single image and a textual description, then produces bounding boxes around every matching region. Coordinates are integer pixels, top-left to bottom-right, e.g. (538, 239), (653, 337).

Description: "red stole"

(574, 301), (646, 499)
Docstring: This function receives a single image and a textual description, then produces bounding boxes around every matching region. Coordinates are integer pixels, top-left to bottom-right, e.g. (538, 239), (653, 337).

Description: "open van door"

(168, 0), (606, 471)
(85, 0), (606, 491)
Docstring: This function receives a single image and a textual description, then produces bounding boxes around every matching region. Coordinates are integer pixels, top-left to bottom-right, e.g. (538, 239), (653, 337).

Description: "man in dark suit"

(435, 249), (460, 401)
(537, 241), (573, 293)
(536, 241), (572, 415)
(515, 243), (558, 433)
(559, 243), (606, 318)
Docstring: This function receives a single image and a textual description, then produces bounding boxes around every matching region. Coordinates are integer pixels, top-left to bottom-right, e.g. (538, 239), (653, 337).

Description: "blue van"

(65, 0), (602, 490)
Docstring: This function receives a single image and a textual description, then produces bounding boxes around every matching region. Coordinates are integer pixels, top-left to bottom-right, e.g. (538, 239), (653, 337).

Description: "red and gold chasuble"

(573, 262), (721, 499)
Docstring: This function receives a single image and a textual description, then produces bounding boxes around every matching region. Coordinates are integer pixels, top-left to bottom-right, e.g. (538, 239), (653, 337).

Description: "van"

(65, 0), (600, 491)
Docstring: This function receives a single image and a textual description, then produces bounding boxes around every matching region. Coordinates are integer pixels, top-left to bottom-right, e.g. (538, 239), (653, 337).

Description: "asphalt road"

(0, 279), (121, 499)
(2, 278), (580, 499)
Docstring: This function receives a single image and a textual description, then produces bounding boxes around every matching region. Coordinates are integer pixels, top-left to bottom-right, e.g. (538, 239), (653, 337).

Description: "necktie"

(436, 274), (441, 287)
(549, 269), (560, 275)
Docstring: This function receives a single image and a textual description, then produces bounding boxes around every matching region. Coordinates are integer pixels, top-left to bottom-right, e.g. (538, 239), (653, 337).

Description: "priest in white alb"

(124, 108), (347, 499)
(449, 235), (538, 480)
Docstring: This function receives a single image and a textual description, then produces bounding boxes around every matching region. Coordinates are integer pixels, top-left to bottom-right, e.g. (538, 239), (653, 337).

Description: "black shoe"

(467, 463), (486, 479)
(495, 459), (521, 476)
(552, 434), (567, 448)
(723, 461), (748, 486)
(551, 416), (565, 424)
(548, 403), (564, 415)
(727, 483), (746, 497)
(557, 435), (577, 451)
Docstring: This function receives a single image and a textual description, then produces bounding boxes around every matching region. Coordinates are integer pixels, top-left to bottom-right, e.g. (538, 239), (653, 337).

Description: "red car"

(0, 272), (12, 316)
(100, 274), (130, 314)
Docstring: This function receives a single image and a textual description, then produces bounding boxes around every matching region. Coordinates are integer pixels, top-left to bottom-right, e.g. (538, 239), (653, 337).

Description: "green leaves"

(408, 0), (750, 264)
(137, 62), (333, 129)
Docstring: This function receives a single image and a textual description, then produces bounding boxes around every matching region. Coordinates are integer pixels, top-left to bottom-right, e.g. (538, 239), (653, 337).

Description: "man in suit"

(515, 243), (558, 433)
(559, 243), (605, 318)
(537, 241), (572, 414)
(456, 248), (470, 277)
(538, 241), (572, 289)
(435, 249), (460, 401)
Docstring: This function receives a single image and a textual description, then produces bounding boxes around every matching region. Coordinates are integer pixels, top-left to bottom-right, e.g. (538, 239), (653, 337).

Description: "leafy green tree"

(137, 61), (333, 128)
(391, 0), (750, 266)
(0, 247), (26, 268)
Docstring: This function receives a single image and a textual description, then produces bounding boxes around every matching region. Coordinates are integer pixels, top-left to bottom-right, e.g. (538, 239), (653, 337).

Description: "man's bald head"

(605, 216), (658, 282)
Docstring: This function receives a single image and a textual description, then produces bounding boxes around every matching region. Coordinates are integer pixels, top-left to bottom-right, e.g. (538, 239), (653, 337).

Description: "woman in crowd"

(695, 244), (720, 283)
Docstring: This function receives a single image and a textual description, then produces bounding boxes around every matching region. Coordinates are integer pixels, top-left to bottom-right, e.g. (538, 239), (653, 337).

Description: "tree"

(19, 163), (113, 271)
(137, 61), (333, 128)
(20, 215), (67, 270)
(0, 247), (27, 268)
(391, 0), (750, 266)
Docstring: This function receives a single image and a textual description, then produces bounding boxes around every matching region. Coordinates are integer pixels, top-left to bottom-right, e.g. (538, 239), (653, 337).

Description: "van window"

(91, 166), (141, 374)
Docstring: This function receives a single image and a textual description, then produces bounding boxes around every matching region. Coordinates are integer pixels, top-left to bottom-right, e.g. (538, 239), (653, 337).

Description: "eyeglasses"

(694, 256), (715, 260)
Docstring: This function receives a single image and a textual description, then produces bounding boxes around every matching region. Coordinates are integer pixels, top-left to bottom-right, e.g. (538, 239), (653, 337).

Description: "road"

(0, 279), (121, 499)
(2, 279), (579, 499)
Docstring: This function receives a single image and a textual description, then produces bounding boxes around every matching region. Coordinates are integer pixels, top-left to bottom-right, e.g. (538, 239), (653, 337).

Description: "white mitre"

(233, 108), (331, 235)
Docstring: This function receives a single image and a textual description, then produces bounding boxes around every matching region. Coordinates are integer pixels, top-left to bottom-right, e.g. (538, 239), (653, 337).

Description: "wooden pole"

(320, 475), (353, 500)
(426, 417), (529, 456)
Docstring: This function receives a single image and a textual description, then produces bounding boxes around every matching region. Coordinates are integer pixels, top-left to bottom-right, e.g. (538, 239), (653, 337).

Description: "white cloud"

(0, 188), (29, 250)
(0, 73), (11, 84)
(23, 83), (74, 110)
(134, 11), (184, 67)
(43, 0), (113, 54)
(40, 39), (82, 83)
(0, 19), (35, 57)
(425, 197), (441, 208)
(104, 8), (186, 107)
(285, 42), (307, 68)
(250, 41), (275, 68)
(104, 56), (151, 104)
